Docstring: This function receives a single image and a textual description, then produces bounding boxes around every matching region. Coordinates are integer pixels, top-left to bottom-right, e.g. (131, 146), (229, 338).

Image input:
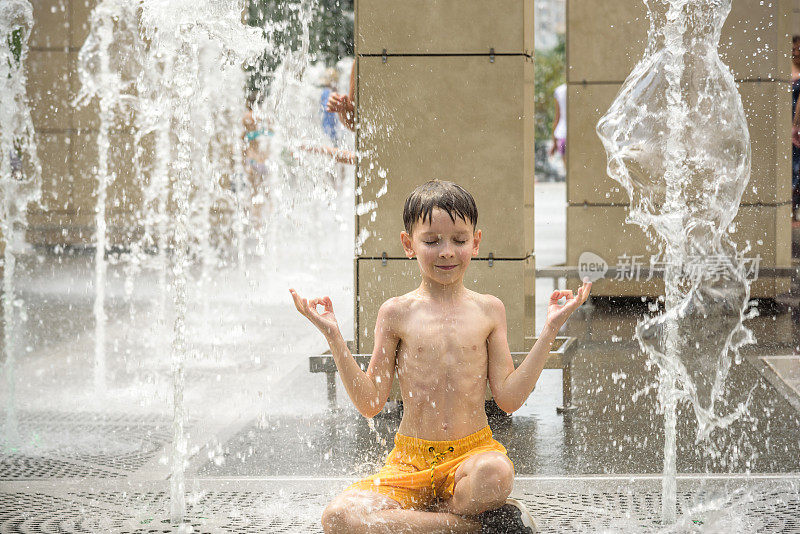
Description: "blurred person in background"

(297, 65), (356, 169)
(242, 93), (273, 223)
(549, 82), (567, 168)
(320, 68), (341, 143)
(327, 62), (355, 131)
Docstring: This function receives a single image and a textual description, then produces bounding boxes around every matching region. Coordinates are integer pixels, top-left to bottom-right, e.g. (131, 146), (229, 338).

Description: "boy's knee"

(321, 501), (353, 534)
(473, 454), (514, 496)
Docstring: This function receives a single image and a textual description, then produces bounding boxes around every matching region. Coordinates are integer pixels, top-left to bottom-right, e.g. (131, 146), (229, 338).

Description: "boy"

(290, 180), (591, 533)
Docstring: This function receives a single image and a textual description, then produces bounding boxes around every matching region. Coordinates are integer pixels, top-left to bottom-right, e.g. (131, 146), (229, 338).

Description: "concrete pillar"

(354, 0), (535, 352)
(565, 0), (795, 298)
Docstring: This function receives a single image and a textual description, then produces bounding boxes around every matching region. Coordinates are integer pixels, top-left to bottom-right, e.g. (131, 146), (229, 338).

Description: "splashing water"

(0, 0), (41, 447)
(597, 0), (754, 523)
(137, 0), (266, 525)
(8, 0), (347, 524)
(76, 0), (144, 393)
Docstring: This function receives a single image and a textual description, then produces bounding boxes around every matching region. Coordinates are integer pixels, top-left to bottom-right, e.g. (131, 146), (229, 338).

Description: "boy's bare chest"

(396, 309), (492, 375)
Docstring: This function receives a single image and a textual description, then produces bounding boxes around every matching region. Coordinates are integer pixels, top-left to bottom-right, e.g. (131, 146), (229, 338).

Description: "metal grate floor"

(0, 412), (172, 480)
(2, 412), (799, 532)
(1, 477), (799, 533)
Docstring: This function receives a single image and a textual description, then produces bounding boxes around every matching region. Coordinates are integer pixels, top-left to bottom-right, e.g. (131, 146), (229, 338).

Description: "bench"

(309, 336), (577, 415)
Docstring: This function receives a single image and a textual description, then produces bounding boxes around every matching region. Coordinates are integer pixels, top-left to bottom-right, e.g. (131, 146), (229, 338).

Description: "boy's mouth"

(435, 265), (458, 270)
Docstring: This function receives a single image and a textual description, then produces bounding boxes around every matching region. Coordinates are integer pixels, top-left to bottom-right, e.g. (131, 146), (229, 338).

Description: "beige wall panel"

(29, 132), (141, 246)
(71, 50), (99, 131)
(27, 132), (93, 247)
(30, 0), (70, 49)
(73, 132), (142, 217)
(567, 0), (791, 83)
(31, 132), (77, 213)
(567, 82), (791, 206)
(356, 0), (533, 55)
(357, 55), (534, 259)
(777, 0), (795, 73)
(26, 211), (95, 246)
(70, 132), (102, 214)
(566, 0), (647, 83)
(70, 0), (97, 49)
(27, 50), (73, 131)
(72, 95), (100, 131)
(775, 202), (792, 270)
(566, 83), (626, 205)
(744, 81), (792, 204)
(356, 257), (535, 353)
(566, 204), (792, 298)
(721, 0), (791, 81)
(70, 53), (139, 132)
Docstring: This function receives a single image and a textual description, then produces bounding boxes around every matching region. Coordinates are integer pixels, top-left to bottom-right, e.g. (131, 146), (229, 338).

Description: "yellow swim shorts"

(346, 425), (511, 510)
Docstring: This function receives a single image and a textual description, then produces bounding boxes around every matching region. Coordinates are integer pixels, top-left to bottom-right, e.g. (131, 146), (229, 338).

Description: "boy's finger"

(582, 284), (592, 302)
(289, 289), (305, 311)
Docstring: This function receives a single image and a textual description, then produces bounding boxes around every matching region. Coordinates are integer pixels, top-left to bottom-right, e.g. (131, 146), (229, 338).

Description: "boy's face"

(400, 207), (481, 286)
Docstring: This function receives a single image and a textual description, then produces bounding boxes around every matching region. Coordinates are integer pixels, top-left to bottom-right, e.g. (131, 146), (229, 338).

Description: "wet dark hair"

(794, 35), (800, 44)
(403, 180), (478, 235)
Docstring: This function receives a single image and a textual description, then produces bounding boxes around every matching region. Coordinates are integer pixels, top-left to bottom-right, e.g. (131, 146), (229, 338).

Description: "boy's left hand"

(545, 280), (592, 331)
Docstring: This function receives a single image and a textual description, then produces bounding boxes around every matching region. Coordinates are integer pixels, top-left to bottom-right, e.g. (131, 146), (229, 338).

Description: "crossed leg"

(321, 452), (514, 534)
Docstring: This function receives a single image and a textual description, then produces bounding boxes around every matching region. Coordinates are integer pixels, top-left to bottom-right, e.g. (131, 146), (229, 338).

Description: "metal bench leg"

(557, 353), (577, 414)
(326, 372), (337, 410)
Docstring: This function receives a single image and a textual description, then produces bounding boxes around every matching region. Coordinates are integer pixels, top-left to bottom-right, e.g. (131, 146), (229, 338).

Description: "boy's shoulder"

(378, 292), (416, 316)
(472, 290), (503, 306)
(471, 291), (506, 319)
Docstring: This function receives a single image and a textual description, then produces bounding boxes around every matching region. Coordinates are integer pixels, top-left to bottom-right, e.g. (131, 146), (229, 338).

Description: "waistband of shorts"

(394, 425), (493, 452)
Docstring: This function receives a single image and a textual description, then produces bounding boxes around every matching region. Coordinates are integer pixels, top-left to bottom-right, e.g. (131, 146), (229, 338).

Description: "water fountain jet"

(0, 0), (41, 446)
(76, 0), (143, 393)
(137, 0), (266, 523)
(598, 0), (755, 523)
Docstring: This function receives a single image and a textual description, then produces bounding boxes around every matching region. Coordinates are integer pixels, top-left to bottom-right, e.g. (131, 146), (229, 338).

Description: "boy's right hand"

(289, 289), (341, 339)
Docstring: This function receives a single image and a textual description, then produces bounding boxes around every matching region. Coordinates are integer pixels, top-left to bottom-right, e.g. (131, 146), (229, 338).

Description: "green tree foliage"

(7, 28), (23, 70)
(246, 0), (354, 94)
(534, 34), (565, 141)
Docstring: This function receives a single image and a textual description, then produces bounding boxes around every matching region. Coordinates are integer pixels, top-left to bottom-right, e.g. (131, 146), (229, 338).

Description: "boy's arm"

(363, 300), (401, 417)
(486, 282), (591, 413)
(290, 289), (398, 418)
(329, 299), (399, 418)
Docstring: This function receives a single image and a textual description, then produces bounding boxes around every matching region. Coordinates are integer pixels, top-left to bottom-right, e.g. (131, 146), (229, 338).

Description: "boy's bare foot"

(478, 498), (537, 533)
